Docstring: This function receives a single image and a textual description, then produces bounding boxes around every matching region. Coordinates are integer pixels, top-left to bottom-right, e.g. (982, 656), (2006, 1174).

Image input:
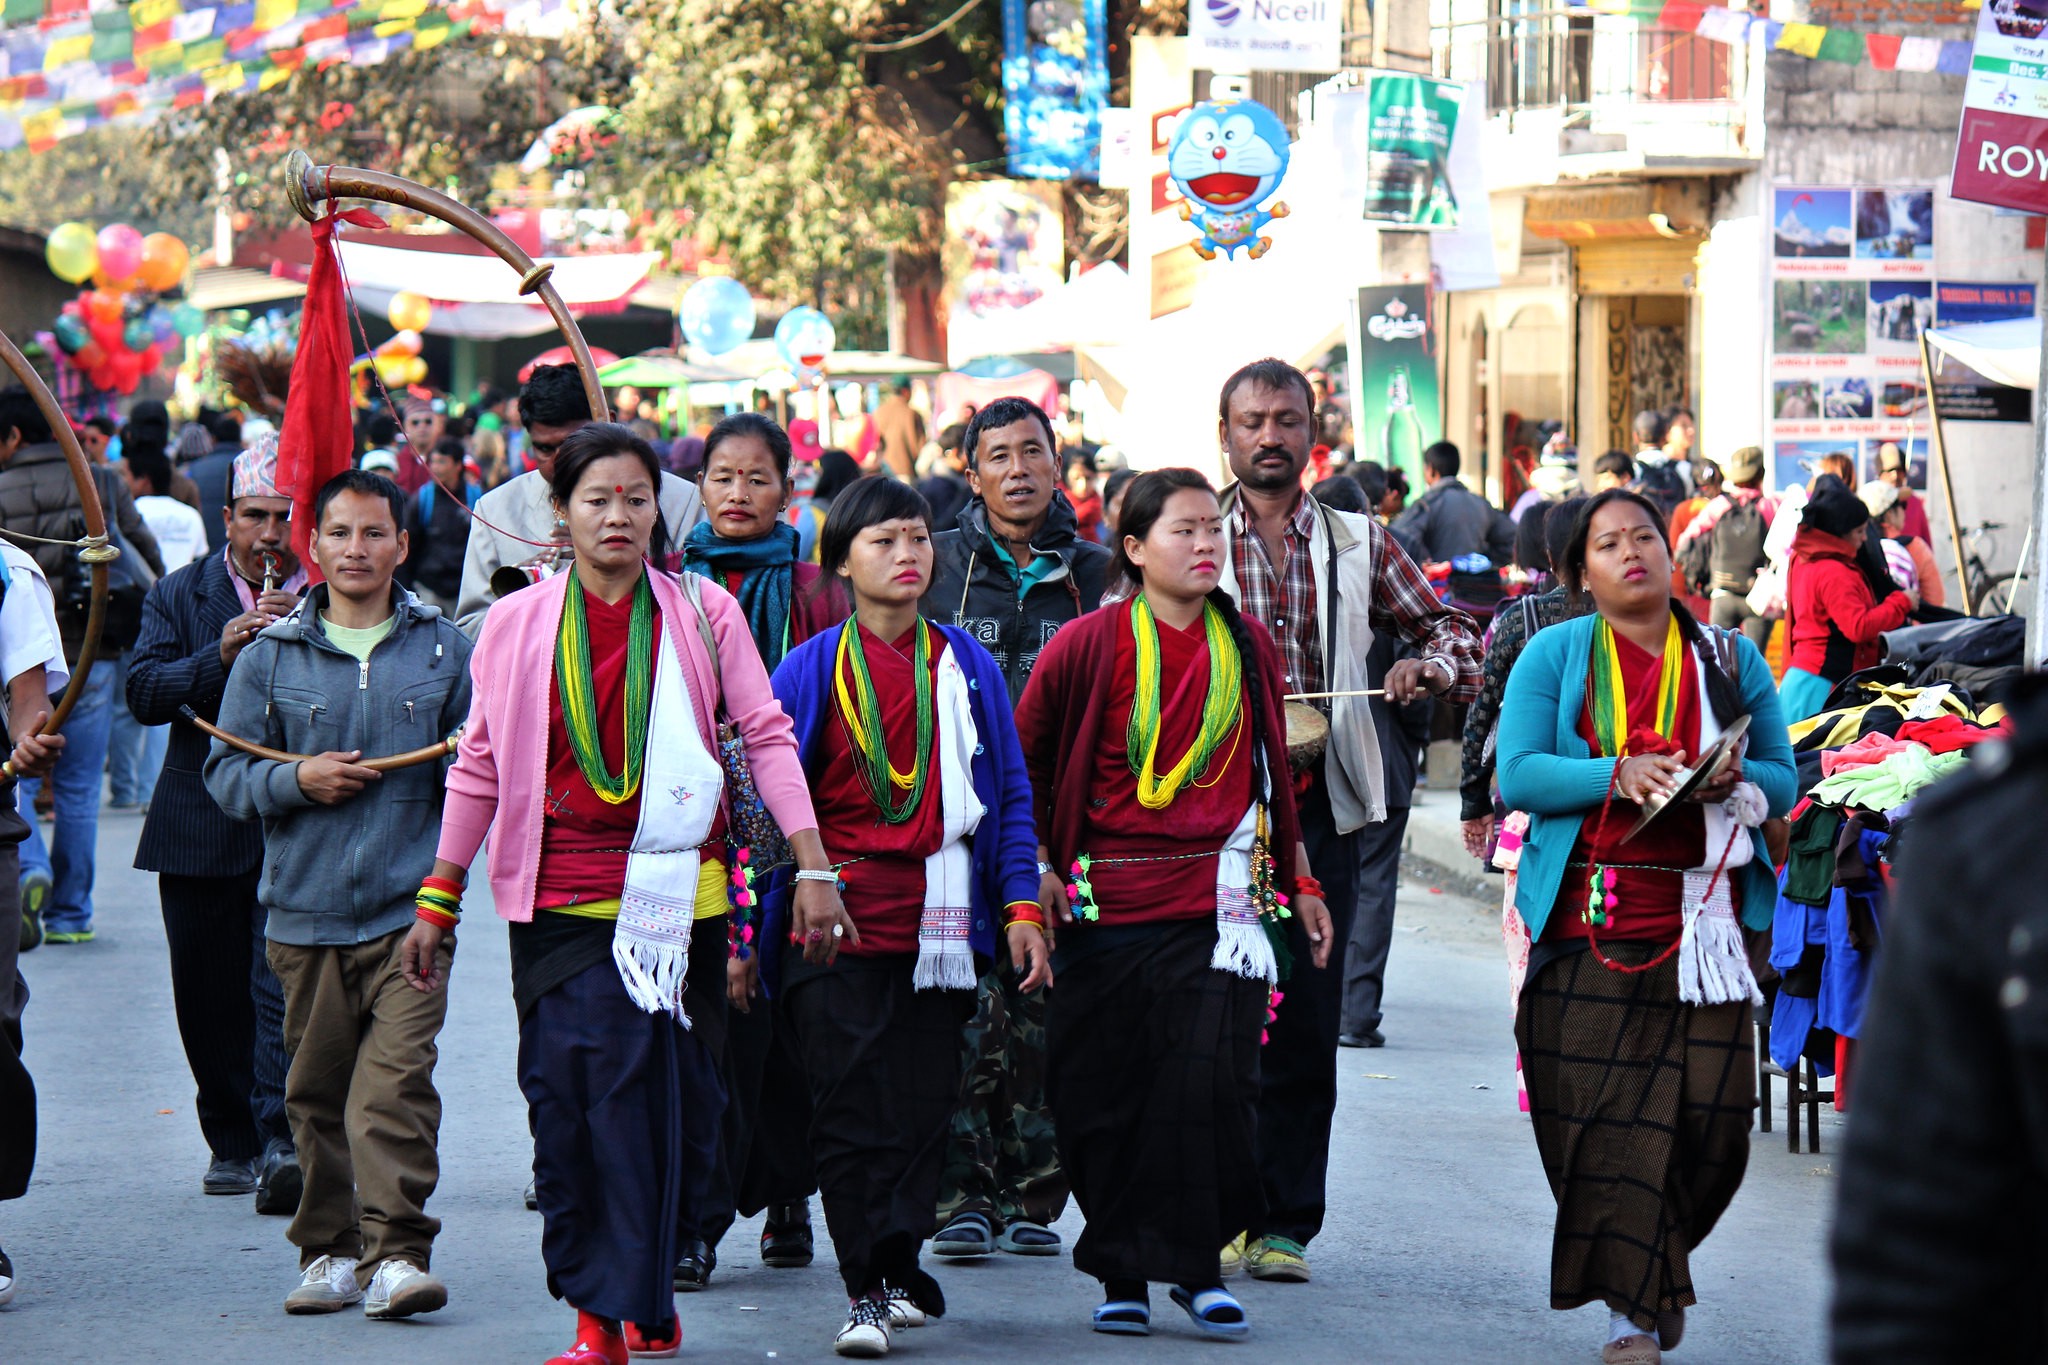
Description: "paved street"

(0, 807), (1834, 1362)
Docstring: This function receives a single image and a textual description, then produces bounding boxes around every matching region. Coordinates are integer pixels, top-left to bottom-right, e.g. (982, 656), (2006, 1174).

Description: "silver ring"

(831, 923), (844, 939)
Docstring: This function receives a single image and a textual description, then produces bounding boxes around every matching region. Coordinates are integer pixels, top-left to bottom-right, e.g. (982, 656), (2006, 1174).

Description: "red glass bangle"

(1003, 903), (1047, 929)
(1295, 874), (1326, 900)
(415, 905), (458, 930)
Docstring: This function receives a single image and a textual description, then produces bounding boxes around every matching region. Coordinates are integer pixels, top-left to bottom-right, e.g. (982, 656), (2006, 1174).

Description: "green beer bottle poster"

(1353, 286), (1441, 490)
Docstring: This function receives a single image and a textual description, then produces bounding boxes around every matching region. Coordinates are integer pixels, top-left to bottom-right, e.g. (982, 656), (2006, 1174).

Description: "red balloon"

(140, 343), (162, 371)
(74, 340), (105, 370)
(88, 318), (123, 355)
(88, 363), (114, 390)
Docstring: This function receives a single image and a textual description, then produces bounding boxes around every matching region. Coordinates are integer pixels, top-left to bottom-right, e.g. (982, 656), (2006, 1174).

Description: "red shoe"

(546, 1310), (629, 1365)
(624, 1315), (681, 1359)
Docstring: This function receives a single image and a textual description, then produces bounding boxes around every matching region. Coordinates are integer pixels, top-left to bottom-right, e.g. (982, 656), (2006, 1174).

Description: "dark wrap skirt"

(1046, 918), (1267, 1287)
(513, 913), (728, 1329)
(1515, 943), (1755, 1332)
(783, 953), (974, 1303)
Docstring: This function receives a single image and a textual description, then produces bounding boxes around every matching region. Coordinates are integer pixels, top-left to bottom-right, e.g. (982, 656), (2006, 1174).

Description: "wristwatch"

(1036, 861), (1054, 876)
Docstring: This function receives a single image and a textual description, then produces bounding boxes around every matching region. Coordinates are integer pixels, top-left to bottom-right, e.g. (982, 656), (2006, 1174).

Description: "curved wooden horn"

(283, 148), (612, 423)
(180, 706), (460, 773)
(0, 330), (116, 778)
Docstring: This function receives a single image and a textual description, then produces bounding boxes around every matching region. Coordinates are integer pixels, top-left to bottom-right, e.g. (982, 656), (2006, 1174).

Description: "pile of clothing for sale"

(1769, 666), (2012, 1104)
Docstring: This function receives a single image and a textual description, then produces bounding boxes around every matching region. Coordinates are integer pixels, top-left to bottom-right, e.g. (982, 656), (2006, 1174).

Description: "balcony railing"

(1434, 9), (1755, 157)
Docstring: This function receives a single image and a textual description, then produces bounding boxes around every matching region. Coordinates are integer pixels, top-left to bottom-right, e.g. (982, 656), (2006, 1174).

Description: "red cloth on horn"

(275, 207), (381, 579)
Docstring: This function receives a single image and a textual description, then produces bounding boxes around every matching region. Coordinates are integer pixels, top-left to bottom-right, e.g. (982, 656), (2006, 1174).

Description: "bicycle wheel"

(1973, 571), (2032, 621)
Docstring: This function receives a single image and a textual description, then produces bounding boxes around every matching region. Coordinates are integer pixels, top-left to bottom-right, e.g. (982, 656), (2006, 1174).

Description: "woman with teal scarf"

(1496, 490), (1795, 1365)
(681, 411), (850, 1292)
(682, 413), (849, 672)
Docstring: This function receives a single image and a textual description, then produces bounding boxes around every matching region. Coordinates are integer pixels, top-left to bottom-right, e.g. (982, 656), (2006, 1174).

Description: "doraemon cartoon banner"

(1002, 0), (1111, 180)
(1165, 99), (1293, 260)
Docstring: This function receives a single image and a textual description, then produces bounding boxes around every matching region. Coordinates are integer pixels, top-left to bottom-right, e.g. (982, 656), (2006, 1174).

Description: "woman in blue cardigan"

(761, 477), (1050, 1360)
(1497, 489), (1794, 1365)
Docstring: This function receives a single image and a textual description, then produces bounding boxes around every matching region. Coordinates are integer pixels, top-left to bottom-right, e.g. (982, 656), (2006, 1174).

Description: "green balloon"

(170, 303), (206, 338)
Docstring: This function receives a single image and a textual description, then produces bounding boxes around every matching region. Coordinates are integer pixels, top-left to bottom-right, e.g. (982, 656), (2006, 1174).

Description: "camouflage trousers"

(934, 963), (1069, 1229)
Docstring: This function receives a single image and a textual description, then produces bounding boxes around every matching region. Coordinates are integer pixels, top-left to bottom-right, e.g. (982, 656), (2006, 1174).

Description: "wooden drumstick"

(1284, 689), (1387, 701)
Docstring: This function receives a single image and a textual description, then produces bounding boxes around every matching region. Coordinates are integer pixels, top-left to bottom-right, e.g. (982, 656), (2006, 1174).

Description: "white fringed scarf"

(612, 621), (725, 1025)
(911, 645), (984, 991)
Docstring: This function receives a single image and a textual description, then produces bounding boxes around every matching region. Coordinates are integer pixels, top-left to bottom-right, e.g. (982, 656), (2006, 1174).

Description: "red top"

(1546, 626), (1704, 945)
(1786, 528), (1913, 680)
(813, 623), (947, 956)
(1015, 600), (1300, 910)
(1083, 603), (1256, 925)
(534, 587), (724, 909)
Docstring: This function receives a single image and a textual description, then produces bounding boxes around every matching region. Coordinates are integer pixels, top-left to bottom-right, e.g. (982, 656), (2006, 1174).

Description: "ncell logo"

(1208, 0), (1241, 25)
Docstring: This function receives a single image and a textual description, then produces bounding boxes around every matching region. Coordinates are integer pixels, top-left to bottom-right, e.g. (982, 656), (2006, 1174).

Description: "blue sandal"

(1092, 1300), (1151, 1336)
(1170, 1285), (1249, 1339)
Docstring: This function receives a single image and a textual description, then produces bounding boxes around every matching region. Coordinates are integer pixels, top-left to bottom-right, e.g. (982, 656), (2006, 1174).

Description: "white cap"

(362, 448), (399, 474)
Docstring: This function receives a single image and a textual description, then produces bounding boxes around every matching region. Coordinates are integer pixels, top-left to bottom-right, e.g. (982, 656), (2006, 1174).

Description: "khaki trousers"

(267, 927), (452, 1276)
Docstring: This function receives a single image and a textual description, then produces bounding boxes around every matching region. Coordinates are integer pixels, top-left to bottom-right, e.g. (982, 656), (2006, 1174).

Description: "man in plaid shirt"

(1215, 358), (1481, 1286)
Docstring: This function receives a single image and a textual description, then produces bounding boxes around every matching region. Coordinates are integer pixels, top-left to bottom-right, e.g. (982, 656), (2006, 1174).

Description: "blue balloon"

(773, 306), (836, 376)
(680, 276), (756, 357)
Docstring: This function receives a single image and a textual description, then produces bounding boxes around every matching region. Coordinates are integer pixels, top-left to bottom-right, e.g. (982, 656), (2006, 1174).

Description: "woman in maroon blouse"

(1015, 468), (1331, 1341)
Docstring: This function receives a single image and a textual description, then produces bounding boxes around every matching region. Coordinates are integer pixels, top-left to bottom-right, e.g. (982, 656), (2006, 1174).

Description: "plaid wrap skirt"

(1515, 943), (1754, 1331)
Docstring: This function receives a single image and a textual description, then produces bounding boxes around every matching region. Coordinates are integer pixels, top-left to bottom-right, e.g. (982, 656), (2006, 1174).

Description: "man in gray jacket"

(204, 469), (471, 1324)
(1390, 441), (1516, 565)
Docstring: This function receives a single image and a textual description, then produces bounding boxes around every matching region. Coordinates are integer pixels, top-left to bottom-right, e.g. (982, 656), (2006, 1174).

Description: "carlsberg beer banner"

(1352, 286), (1441, 490)
(1952, 0), (2048, 213)
(1191, 0), (1341, 73)
(1360, 74), (1464, 228)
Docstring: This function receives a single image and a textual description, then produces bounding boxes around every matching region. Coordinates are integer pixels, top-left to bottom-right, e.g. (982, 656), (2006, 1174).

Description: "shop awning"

(333, 241), (660, 340)
(598, 353), (753, 388)
(185, 265), (308, 312)
(1924, 320), (2039, 391)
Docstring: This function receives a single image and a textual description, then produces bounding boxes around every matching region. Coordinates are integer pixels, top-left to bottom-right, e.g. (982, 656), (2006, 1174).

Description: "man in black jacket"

(921, 397), (1111, 704)
(919, 396), (1109, 1260)
(126, 444), (304, 1208)
(1831, 680), (2048, 1361)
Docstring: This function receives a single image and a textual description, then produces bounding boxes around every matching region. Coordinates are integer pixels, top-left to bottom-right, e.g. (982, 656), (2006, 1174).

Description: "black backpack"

(1633, 460), (1688, 519)
(1704, 498), (1768, 595)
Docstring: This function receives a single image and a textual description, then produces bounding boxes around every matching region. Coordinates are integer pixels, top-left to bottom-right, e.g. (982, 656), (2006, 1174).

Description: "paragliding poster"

(1766, 184), (1944, 488)
(1347, 285), (1440, 491)
(1357, 74), (1463, 230)
(1001, 0), (1110, 181)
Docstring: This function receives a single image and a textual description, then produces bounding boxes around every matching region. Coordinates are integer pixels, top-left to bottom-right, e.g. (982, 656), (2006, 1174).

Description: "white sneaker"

(884, 1289), (927, 1329)
(362, 1258), (448, 1319)
(284, 1255), (361, 1314)
(834, 1296), (893, 1357)
(0, 1244), (18, 1307)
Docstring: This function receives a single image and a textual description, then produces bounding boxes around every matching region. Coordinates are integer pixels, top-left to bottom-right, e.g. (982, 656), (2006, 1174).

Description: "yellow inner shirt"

(547, 857), (728, 922)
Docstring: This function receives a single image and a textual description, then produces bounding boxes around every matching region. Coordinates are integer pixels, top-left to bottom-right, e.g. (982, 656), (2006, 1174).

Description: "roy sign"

(1953, 1), (2048, 213)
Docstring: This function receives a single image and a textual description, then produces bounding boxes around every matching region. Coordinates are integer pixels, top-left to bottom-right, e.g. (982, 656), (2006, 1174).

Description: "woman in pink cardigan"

(398, 424), (846, 1365)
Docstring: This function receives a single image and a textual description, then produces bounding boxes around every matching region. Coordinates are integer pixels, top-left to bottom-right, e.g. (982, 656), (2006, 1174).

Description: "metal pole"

(1920, 330), (1972, 616)
(2033, 250), (2048, 662)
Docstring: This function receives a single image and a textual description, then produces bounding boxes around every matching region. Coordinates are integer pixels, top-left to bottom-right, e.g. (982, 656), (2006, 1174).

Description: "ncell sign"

(1952, 0), (2048, 213)
(1190, 0), (1340, 74)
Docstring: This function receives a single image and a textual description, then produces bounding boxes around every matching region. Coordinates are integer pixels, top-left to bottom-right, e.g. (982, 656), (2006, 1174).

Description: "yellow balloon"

(44, 222), (98, 285)
(387, 291), (432, 334)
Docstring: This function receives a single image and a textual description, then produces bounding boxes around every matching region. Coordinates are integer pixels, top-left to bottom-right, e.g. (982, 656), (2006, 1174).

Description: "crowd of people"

(0, 352), (2011, 1364)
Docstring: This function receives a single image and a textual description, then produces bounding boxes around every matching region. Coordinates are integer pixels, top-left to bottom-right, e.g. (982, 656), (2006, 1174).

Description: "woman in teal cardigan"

(1496, 490), (1794, 1365)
